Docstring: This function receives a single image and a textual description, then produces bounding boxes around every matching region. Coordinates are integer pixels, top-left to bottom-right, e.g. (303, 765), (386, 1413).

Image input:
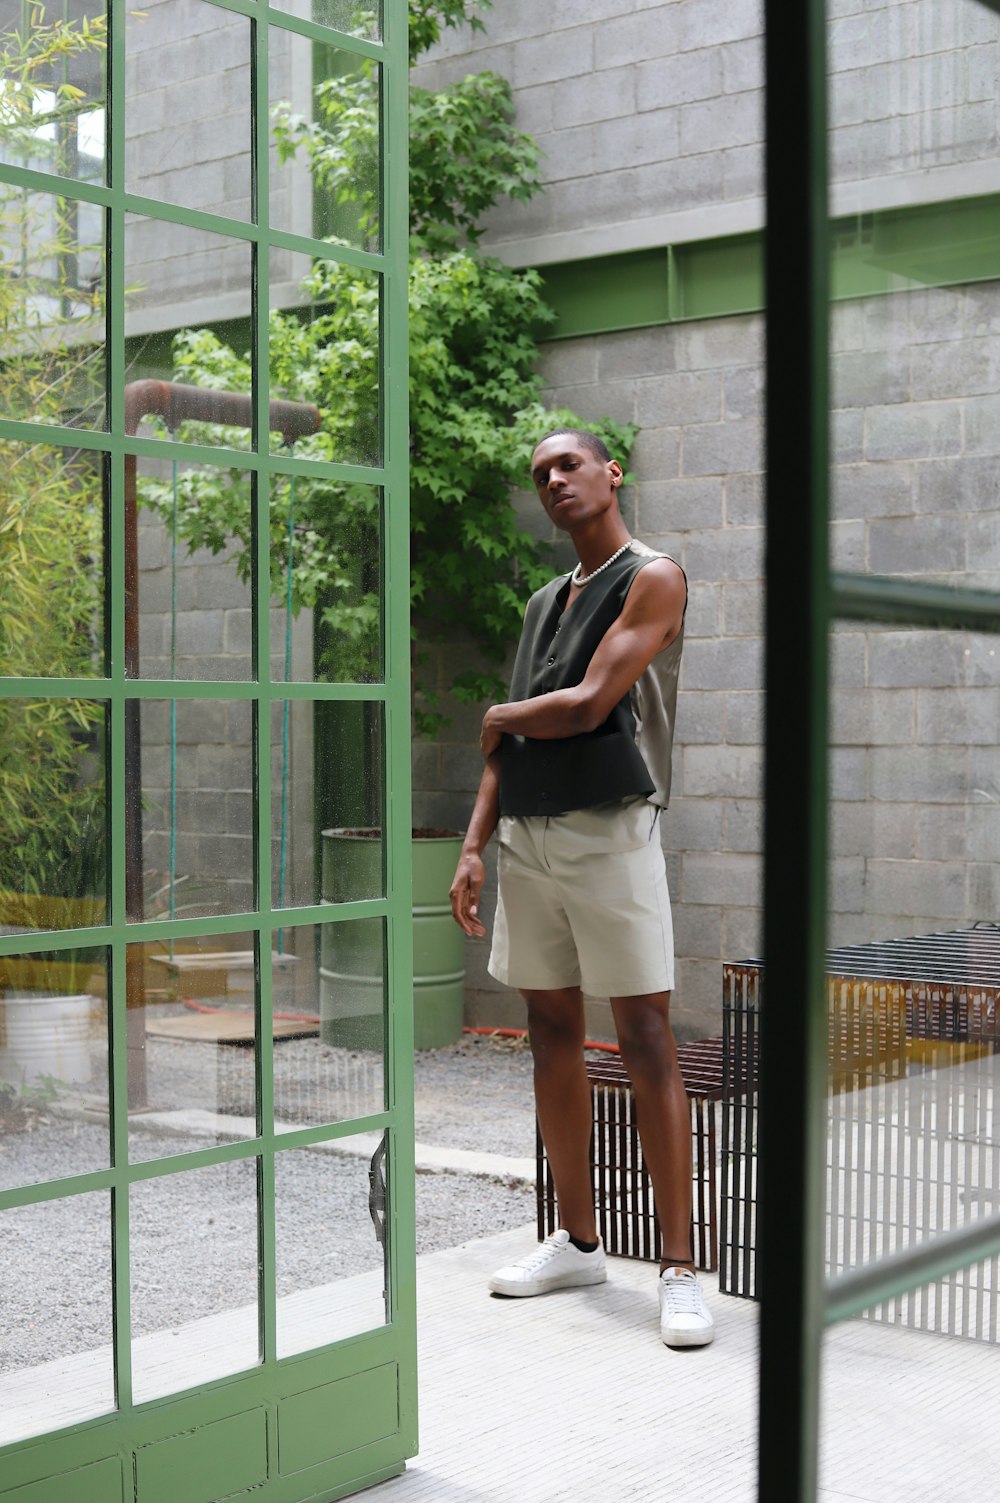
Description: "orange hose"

(461, 1025), (619, 1054)
(177, 1005), (620, 1052)
(180, 997), (321, 1025)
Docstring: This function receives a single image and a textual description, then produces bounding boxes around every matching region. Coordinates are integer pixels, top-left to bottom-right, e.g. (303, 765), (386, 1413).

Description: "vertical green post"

(382, 0), (417, 1459)
(758, 1), (831, 1498)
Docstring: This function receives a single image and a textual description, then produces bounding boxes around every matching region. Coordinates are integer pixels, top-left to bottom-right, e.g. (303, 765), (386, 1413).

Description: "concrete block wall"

(136, 490), (317, 922)
(123, 0), (309, 336)
(417, 282), (1000, 1041)
(116, 4), (1000, 1040)
(407, 0), (1000, 1040)
(413, 0), (1000, 260)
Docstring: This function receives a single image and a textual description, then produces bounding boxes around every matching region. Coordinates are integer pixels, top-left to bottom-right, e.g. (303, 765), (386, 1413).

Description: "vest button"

(540, 791), (549, 801)
(547, 656), (555, 665)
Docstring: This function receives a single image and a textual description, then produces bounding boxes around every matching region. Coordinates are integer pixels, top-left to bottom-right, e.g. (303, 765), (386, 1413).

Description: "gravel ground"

(414, 1033), (536, 1156)
(1, 1036), (538, 1368)
(2, 1024), (538, 1156)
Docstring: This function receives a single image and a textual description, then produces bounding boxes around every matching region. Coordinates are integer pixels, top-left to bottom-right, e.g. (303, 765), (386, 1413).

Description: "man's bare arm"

(449, 751), (501, 936)
(480, 559), (685, 757)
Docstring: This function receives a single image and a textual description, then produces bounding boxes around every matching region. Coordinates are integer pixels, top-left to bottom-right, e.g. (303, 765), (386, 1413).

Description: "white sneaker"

(658, 1266), (715, 1348)
(488, 1230), (607, 1297)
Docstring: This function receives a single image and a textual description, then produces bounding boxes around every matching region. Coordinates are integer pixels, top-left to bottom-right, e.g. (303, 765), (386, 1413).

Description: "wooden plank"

(144, 1014), (317, 1044)
(149, 951), (299, 974)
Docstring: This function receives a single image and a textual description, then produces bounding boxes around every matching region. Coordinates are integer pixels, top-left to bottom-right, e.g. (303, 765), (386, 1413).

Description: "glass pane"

(0, 948), (109, 1190)
(133, 456), (253, 682)
(270, 0), (381, 43)
(0, 441), (107, 678)
(269, 29), (381, 252)
(0, 3), (107, 185)
(273, 701), (383, 909)
(267, 921), (385, 1134)
(124, 216), (253, 452)
(269, 250), (382, 468)
(129, 697), (253, 922)
(830, 0), (1000, 194)
(823, 0), (1000, 1349)
(126, 1), (252, 221)
(274, 1134), (388, 1357)
(0, 698), (107, 934)
(0, 187), (106, 429)
(821, 629), (1000, 1298)
(126, 936), (259, 1162)
(820, 1252), (999, 1494)
(130, 1158), (259, 1402)
(0, 1190), (113, 1445)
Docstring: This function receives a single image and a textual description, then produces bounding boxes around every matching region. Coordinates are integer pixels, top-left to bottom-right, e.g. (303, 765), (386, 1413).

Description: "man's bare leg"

(610, 990), (693, 1269)
(522, 985), (597, 1243)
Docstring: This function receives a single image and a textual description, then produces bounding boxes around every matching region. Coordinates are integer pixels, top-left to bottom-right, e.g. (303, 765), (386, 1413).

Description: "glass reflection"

(274, 1136), (388, 1357)
(129, 697), (253, 922)
(124, 217), (253, 452)
(0, 5), (107, 185)
(269, 251), (382, 469)
(267, 471), (382, 689)
(0, 1191), (114, 1446)
(0, 949), (109, 1191)
(829, 0), (1000, 193)
(829, 629), (999, 945)
(132, 457), (253, 681)
(130, 1158), (259, 1402)
(0, 188), (106, 429)
(270, 0), (381, 42)
(0, 442), (106, 678)
(269, 922), (386, 1134)
(820, 1253), (999, 1497)
(0, 698), (107, 934)
(126, 2), (252, 221)
(273, 701), (383, 909)
(270, 29), (381, 251)
(126, 936), (260, 1161)
(820, 627), (1000, 1332)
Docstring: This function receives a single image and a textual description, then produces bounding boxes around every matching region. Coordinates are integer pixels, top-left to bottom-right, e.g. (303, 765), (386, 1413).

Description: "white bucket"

(0, 994), (94, 1088)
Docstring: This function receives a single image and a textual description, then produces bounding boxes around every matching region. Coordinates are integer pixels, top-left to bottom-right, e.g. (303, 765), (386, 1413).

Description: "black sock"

(568, 1234), (599, 1254)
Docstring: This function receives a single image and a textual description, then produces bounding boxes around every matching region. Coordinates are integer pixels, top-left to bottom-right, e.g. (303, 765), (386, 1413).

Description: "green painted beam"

(537, 248), (671, 338)
(672, 232), (763, 320)
(537, 192), (1000, 341)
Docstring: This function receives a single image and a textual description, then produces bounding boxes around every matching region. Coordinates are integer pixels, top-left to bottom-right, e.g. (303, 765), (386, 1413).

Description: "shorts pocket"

(556, 799), (654, 856)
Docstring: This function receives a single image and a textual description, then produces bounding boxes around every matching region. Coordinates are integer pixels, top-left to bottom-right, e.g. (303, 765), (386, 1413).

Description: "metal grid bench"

(536, 1038), (739, 1272)
(721, 925), (1000, 1342)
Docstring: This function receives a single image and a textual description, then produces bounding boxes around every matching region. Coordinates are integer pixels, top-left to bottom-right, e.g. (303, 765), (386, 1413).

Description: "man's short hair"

(534, 428), (613, 465)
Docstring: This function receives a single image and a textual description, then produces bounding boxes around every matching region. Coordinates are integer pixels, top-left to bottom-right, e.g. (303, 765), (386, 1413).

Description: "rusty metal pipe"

(123, 379), (320, 445)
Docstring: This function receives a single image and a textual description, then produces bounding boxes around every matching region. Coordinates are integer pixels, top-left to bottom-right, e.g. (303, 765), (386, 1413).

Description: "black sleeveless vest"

(499, 550), (658, 817)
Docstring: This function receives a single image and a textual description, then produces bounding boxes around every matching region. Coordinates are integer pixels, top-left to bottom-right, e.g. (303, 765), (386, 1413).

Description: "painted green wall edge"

(536, 192), (1000, 339)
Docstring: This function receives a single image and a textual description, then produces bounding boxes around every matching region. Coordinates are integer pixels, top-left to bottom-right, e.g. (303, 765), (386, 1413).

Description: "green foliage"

(407, 0), (490, 66)
(150, 0), (636, 735)
(0, 4), (106, 166)
(408, 73), (540, 256)
(0, 13), (107, 906)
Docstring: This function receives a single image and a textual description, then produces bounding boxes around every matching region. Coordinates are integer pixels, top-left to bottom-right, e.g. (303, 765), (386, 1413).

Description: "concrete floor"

(368, 1224), (997, 1503)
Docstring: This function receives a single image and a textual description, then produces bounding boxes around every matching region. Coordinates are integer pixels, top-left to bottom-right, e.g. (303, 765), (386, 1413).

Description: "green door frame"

(759, 2), (1000, 1498)
(0, 3), (416, 1500)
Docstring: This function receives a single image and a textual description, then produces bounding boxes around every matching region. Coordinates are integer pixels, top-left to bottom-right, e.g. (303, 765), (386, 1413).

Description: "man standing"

(450, 429), (714, 1348)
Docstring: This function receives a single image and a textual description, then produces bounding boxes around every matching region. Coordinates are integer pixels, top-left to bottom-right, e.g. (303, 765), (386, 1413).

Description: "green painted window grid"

(0, 0), (416, 1461)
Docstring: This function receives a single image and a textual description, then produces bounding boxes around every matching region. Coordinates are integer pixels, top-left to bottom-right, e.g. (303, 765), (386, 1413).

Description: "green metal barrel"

(320, 830), (465, 1050)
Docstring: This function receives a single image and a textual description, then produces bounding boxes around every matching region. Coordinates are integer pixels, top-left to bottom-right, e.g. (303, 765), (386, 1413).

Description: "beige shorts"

(488, 797), (675, 997)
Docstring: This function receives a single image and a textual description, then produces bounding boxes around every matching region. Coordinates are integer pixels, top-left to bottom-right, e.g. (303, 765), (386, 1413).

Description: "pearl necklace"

(570, 539), (633, 587)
